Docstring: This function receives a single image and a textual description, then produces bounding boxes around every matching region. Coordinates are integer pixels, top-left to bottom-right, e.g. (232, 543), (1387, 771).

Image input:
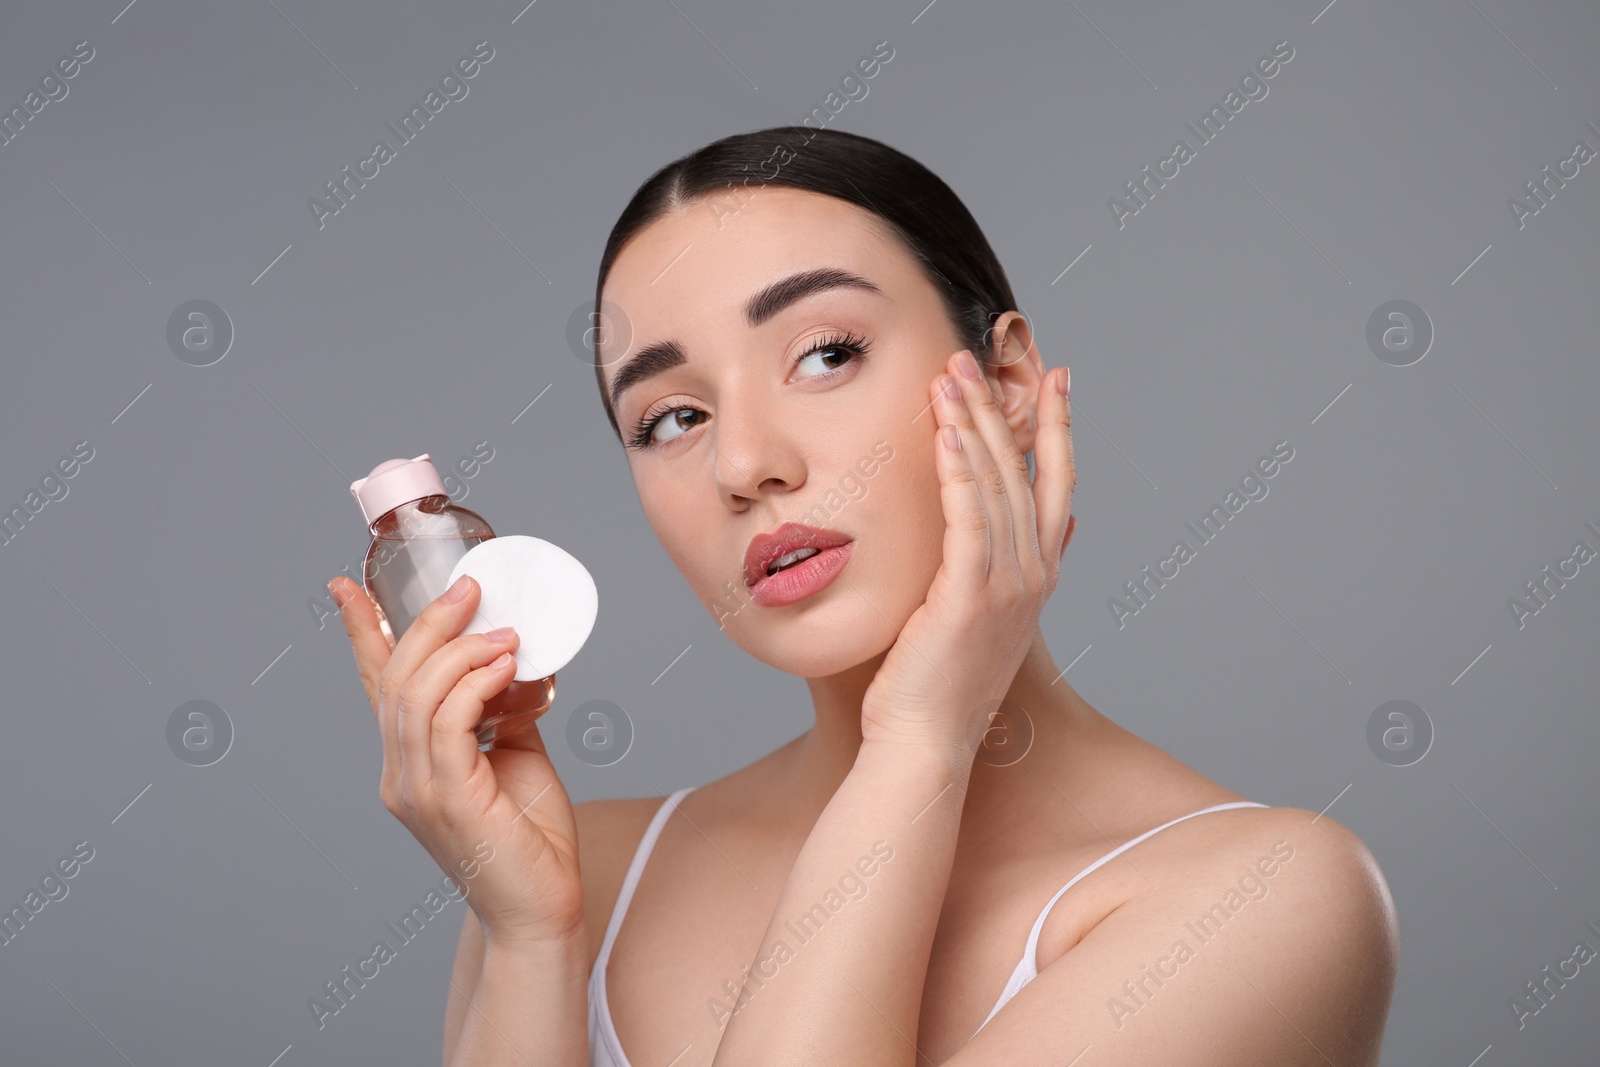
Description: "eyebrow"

(606, 266), (884, 414)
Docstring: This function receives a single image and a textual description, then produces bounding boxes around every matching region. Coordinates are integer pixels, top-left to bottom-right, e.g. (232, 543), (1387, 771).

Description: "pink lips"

(743, 521), (855, 608)
(746, 540), (855, 607)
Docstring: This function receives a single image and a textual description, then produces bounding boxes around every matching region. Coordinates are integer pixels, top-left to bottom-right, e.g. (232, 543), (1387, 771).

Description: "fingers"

(431, 646), (523, 794)
(385, 574), (481, 689)
(331, 575), (404, 781)
(399, 628), (522, 791)
(1031, 366), (1076, 576)
(330, 575), (395, 716)
(941, 350), (1029, 582)
(930, 372), (991, 596)
(372, 574), (482, 800)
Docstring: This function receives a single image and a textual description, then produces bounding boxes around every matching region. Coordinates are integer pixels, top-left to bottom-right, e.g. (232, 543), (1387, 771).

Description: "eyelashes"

(625, 330), (873, 451)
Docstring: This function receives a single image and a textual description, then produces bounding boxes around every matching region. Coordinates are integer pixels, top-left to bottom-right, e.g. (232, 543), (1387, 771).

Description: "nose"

(710, 397), (805, 508)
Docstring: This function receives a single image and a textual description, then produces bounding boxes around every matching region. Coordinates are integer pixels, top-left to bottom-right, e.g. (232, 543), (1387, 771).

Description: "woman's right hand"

(330, 572), (584, 947)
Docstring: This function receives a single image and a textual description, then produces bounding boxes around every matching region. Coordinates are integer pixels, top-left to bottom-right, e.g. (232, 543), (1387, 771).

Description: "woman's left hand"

(860, 348), (1076, 756)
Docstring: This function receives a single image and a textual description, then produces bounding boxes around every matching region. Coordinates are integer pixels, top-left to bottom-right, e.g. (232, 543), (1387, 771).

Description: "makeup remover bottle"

(349, 454), (554, 748)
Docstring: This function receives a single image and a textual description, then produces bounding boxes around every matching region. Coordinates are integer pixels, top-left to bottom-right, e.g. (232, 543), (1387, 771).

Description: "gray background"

(1, 0), (1596, 1063)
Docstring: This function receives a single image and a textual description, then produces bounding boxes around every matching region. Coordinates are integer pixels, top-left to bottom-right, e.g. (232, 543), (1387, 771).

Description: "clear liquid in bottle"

(352, 456), (554, 750)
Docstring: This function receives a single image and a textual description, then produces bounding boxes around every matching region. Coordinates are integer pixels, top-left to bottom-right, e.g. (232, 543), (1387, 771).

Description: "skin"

(335, 186), (1398, 1067)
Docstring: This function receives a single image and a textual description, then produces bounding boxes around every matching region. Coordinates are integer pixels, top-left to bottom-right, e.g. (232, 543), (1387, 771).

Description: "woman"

(331, 127), (1398, 1066)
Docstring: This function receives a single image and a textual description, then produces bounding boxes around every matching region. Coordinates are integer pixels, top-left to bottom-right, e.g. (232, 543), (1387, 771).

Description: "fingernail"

(442, 574), (471, 603)
(485, 626), (516, 642)
(942, 424), (962, 452)
(942, 375), (960, 401)
(491, 651), (514, 669)
(956, 350), (982, 381)
(326, 579), (345, 607)
(1058, 367), (1070, 398)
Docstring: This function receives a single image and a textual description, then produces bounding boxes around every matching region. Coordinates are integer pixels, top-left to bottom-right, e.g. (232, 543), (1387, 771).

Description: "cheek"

(860, 428), (946, 600)
(638, 481), (721, 584)
(904, 468), (948, 581)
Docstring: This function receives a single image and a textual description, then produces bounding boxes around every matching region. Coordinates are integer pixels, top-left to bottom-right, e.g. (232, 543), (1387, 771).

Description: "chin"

(760, 642), (888, 680)
(742, 630), (894, 680)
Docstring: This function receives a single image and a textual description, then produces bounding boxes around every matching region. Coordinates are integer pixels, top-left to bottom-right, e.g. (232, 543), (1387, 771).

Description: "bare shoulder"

(1164, 806), (1399, 1059)
(1182, 804), (1395, 932)
(973, 803), (1400, 1065)
(1257, 806), (1400, 991)
(1131, 803), (1397, 961)
(1074, 722), (1397, 968)
(573, 795), (673, 970)
(1114, 805), (1397, 1061)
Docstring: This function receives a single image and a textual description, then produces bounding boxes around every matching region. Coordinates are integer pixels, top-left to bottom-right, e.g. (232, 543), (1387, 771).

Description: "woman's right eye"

(632, 406), (707, 449)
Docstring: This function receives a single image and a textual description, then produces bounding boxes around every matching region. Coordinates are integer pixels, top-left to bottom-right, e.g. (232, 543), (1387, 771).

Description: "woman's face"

(598, 186), (1035, 678)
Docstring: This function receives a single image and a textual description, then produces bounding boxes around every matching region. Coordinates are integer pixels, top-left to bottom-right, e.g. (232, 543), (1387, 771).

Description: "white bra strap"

(1019, 801), (1269, 963)
(972, 800), (1269, 1035)
(594, 786), (695, 971)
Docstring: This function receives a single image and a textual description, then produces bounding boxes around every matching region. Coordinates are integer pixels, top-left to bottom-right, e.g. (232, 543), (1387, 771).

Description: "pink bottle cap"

(350, 454), (448, 527)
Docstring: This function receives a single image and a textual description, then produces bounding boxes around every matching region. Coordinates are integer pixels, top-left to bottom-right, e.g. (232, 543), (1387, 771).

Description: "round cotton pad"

(446, 535), (599, 681)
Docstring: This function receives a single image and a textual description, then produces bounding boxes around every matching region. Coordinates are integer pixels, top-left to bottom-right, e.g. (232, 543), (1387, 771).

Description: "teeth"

(766, 546), (821, 576)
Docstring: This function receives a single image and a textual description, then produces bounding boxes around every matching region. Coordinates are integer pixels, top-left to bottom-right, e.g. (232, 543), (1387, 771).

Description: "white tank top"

(587, 786), (1268, 1066)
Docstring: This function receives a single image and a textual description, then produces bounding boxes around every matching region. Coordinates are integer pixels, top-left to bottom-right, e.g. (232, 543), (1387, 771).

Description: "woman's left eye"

(794, 330), (872, 380)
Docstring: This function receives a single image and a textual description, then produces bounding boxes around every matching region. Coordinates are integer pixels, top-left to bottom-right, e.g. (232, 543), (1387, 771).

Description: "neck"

(786, 627), (1101, 817)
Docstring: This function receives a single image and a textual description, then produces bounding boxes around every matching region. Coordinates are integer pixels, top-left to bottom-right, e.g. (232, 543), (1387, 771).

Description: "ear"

(984, 311), (1046, 456)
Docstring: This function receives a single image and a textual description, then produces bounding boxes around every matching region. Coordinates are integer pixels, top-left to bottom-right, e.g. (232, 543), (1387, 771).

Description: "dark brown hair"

(591, 126), (1019, 443)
